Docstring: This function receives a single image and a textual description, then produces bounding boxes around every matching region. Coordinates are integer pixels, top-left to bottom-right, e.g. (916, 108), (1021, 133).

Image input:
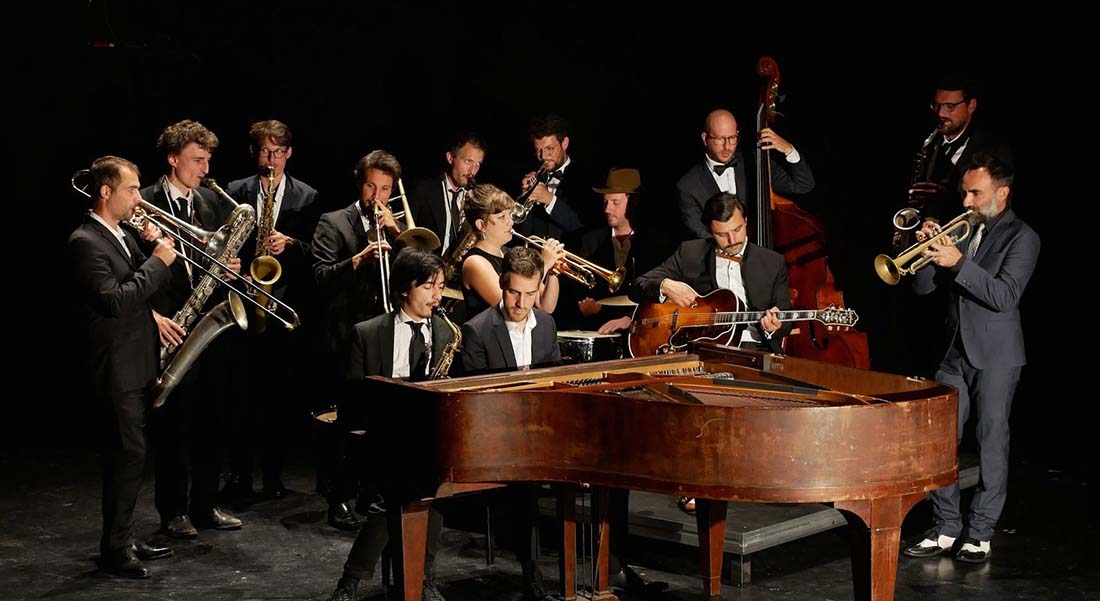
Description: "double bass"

(753, 56), (871, 368)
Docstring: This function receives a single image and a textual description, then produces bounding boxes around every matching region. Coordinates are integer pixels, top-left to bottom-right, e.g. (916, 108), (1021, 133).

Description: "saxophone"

(151, 203), (256, 407)
(428, 306), (461, 379)
(894, 128), (940, 252)
(249, 166), (282, 334)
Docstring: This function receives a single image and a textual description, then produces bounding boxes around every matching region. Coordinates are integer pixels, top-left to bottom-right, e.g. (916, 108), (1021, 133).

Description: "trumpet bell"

(874, 254), (903, 286)
(397, 226), (441, 251)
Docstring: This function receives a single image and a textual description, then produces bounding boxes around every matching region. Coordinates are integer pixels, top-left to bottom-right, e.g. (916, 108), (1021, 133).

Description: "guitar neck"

(716, 310), (819, 325)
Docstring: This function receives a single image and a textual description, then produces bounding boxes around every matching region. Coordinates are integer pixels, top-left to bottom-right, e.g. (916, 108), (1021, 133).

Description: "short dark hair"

(156, 119), (219, 157)
(390, 248), (445, 307)
(249, 119), (292, 149)
(963, 152), (1014, 189)
(529, 114), (569, 142)
(936, 73), (978, 101)
(354, 150), (401, 187)
(700, 192), (745, 226)
(448, 131), (486, 157)
(89, 156), (140, 205)
(500, 246), (544, 288)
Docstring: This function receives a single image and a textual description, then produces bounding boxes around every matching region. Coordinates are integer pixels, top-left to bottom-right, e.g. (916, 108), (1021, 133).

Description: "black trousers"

(150, 374), (222, 519)
(100, 386), (148, 553)
(343, 501), (444, 582)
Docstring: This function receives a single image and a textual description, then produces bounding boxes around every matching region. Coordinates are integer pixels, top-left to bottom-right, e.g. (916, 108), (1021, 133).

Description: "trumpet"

(875, 210), (974, 285)
(511, 166), (551, 223)
(511, 230), (626, 292)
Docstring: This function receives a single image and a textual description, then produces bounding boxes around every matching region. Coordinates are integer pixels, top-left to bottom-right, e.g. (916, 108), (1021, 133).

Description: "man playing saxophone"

(328, 248), (457, 601)
(139, 119), (244, 541)
(221, 119), (320, 505)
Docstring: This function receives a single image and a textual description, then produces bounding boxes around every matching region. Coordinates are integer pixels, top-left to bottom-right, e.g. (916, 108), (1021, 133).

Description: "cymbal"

(442, 287), (464, 300)
(597, 295), (637, 307)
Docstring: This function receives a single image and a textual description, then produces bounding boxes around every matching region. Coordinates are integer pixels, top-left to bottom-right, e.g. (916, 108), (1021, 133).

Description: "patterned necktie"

(966, 223), (985, 259)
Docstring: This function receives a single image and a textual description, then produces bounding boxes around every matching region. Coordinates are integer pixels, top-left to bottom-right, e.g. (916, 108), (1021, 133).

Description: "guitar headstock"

(814, 304), (859, 332)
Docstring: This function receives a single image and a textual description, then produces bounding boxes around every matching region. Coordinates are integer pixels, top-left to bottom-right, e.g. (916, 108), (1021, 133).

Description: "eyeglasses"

(930, 100), (967, 112)
(706, 133), (740, 145)
(258, 147), (289, 158)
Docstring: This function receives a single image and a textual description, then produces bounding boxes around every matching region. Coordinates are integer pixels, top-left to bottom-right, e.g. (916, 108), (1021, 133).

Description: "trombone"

(511, 230), (626, 293)
(71, 170), (301, 330)
(366, 180), (443, 314)
(874, 210), (974, 285)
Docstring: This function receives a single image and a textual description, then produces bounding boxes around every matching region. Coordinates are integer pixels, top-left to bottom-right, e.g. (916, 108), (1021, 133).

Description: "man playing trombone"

(139, 119), (244, 540)
(311, 149), (403, 530)
(70, 156), (177, 578)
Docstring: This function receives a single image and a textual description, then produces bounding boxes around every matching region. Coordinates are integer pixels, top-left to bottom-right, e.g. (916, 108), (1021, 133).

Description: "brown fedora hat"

(592, 168), (641, 194)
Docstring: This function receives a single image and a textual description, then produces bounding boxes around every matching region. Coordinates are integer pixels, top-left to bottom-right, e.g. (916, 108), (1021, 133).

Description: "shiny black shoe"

(161, 514), (198, 539)
(328, 502), (363, 531)
(194, 507), (243, 530)
(262, 479), (291, 500)
(955, 538), (991, 563)
(611, 564), (669, 597)
(132, 540), (173, 561)
(903, 528), (957, 558)
(101, 546), (150, 579)
(330, 575), (359, 601)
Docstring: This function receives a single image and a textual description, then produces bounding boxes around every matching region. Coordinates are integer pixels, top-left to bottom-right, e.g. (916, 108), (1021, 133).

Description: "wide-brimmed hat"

(592, 168), (641, 194)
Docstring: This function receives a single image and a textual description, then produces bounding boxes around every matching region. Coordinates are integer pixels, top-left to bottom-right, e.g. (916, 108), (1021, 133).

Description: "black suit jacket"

(629, 239), (792, 352)
(460, 306), (561, 372)
(514, 164), (585, 240)
(226, 173), (320, 304)
(139, 176), (237, 316)
(408, 175), (461, 257)
(347, 311), (457, 380)
(69, 215), (173, 395)
(676, 148), (815, 240)
(557, 225), (663, 330)
(914, 209), (1039, 369)
(312, 202), (389, 357)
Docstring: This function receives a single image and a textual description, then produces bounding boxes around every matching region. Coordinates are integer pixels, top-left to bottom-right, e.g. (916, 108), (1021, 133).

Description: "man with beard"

(408, 131), (485, 258)
(907, 75), (1012, 226)
(515, 114), (585, 240)
(902, 153), (1039, 564)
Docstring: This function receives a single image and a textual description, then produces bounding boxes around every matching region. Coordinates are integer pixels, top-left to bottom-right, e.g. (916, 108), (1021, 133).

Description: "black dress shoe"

(132, 540), (173, 561)
(329, 575), (359, 601)
(955, 538), (991, 563)
(617, 564), (669, 597)
(194, 507), (243, 530)
(328, 502), (362, 531)
(101, 546), (150, 579)
(162, 514), (198, 539)
(903, 528), (957, 558)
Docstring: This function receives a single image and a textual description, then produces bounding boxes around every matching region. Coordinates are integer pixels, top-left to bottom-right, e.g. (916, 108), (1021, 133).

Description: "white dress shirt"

(392, 309), (432, 379)
(501, 302), (538, 368)
(89, 211), (131, 259)
(255, 174), (287, 228)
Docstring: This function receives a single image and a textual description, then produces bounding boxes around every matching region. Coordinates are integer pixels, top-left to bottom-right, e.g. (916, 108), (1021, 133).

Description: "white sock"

(918, 534), (956, 548)
(960, 540), (990, 553)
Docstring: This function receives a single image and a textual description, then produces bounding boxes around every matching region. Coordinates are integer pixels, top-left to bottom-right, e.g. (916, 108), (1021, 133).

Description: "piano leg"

(836, 492), (924, 601)
(590, 486), (619, 601)
(695, 498), (729, 598)
(557, 485), (577, 601)
(398, 499), (431, 601)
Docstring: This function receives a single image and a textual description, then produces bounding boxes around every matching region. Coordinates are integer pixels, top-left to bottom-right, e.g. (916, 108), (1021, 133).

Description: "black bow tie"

(547, 169), (563, 181)
(712, 158), (737, 176)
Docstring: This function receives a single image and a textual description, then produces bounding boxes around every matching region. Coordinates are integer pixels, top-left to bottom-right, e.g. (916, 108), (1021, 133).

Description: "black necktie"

(713, 157), (738, 176)
(174, 197), (191, 224)
(407, 321), (427, 378)
(448, 188), (462, 245)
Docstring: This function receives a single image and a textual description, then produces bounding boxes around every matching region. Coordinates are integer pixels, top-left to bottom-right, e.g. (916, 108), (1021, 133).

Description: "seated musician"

(460, 183), (564, 319)
(630, 192), (791, 353)
(328, 248), (455, 601)
(630, 192), (792, 515)
(562, 167), (662, 333)
(459, 246), (561, 601)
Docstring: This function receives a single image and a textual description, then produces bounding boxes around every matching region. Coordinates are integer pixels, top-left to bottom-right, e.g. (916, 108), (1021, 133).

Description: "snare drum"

(556, 330), (624, 364)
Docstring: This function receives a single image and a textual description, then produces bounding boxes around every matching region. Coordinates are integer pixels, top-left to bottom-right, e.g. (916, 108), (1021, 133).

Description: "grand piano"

(361, 345), (957, 601)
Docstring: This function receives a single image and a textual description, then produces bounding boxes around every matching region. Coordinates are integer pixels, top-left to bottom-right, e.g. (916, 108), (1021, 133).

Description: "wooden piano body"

(361, 345), (957, 601)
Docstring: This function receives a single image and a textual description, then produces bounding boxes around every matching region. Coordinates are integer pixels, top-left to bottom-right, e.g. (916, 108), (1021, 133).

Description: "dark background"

(13, 5), (1077, 479)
